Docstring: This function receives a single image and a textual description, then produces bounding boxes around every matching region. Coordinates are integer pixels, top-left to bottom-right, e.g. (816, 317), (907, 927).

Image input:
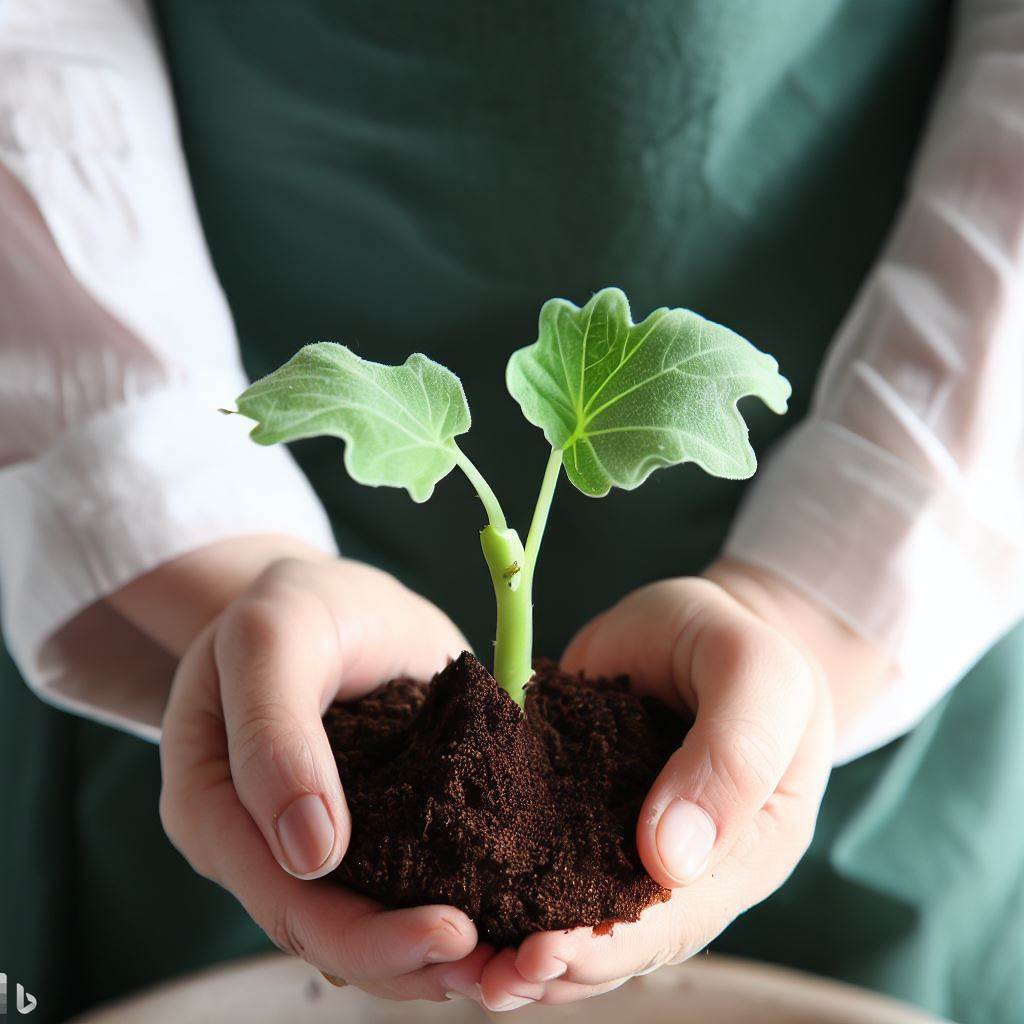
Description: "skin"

(109, 535), (889, 1007)
(479, 565), (887, 1008)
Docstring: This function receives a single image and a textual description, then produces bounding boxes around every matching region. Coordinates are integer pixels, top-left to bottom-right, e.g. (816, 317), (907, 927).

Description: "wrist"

(106, 533), (332, 657)
(704, 557), (892, 744)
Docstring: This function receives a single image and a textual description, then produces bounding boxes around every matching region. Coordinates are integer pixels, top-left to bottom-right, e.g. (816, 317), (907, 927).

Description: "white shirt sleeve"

(0, 0), (337, 741)
(725, 0), (1024, 764)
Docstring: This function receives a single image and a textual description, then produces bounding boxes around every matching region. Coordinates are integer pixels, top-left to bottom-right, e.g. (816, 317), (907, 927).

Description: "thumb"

(214, 560), (465, 881)
(215, 583), (351, 880)
(638, 594), (816, 889)
(562, 580), (816, 890)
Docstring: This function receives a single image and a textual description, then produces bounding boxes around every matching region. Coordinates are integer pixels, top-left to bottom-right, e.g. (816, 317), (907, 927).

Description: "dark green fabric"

(8, 3), (1023, 1023)
(0, 644), (268, 1023)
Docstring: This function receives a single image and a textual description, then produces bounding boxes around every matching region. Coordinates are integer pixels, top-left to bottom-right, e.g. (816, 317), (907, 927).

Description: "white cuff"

(0, 381), (337, 741)
(724, 420), (1024, 764)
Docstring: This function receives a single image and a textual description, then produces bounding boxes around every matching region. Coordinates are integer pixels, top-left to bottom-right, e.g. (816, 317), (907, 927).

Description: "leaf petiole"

(523, 447), (562, 582)
(453, 446), (508, 531)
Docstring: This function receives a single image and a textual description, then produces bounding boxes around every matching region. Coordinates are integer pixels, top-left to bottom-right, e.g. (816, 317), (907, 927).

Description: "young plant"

(229, 287), (790, 707)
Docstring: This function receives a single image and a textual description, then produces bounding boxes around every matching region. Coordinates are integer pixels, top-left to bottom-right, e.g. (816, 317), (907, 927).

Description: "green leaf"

(506, 287), (790, 496)
(234, 343), (470, 502)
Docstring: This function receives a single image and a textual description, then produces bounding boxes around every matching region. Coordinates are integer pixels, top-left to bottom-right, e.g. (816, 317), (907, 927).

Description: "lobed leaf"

(234, 343), (470, 502)
(506, 287), (790, 496)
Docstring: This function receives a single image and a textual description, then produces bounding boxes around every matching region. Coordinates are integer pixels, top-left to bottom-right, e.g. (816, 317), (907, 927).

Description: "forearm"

(0, 4), (338, 736)
(106, 534), (333, 658)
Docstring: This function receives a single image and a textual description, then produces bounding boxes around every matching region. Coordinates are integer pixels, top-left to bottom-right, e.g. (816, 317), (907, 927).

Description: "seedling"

(229, 288), (789, 707)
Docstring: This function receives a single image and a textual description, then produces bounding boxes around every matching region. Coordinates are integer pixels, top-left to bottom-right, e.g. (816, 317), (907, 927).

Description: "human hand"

(478, 560), (885, 1010)
(158, 553), (493, 1001)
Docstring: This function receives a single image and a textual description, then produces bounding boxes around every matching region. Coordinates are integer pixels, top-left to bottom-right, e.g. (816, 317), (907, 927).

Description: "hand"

(158, 553), (493, 1001)
(478, 560), (885, 1010)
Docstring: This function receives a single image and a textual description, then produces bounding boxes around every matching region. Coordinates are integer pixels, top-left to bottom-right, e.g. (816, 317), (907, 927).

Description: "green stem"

(480, 525), (532, 706)
(451, 446), (528, 703)
(453, 446), (563, 709)
(453, 446), (507, 530)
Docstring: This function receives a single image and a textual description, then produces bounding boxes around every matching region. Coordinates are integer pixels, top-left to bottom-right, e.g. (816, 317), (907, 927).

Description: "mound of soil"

(324, 652), (691, 946)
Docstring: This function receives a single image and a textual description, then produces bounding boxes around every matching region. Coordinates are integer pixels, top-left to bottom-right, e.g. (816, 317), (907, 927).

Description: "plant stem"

(453, 446), (507, 530)
(523, 448), (562, 579)
(479, 525), (532, 706)
(452, 445), (563, 709)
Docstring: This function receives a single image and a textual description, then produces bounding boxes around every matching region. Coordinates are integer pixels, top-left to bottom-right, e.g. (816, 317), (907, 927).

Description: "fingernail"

(439, 973), (479, 1001)
(320, 971), (347, 988)
(438, 978), (473, 995)
(535, 958), (567, 981)
(634, 961), (662, 976)
(486, 993), (534, 1012)
(448, 978), (487, 1002)
(656, 799), (716, 883)
(277, 794), (335, 877)
(423, 916), (470, 965)
(424, 947), (456, 965)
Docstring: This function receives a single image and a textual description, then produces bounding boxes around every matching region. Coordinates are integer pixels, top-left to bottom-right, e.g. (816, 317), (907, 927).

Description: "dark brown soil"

(324, 652), (691, 947)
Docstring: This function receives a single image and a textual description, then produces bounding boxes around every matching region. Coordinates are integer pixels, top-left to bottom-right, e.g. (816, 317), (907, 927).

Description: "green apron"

(4, 2), (1021, 1021)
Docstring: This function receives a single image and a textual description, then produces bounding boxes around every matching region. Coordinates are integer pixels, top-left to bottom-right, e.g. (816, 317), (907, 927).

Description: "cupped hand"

(479, 562), (853, 1010)
(159, 556), (493, 1001)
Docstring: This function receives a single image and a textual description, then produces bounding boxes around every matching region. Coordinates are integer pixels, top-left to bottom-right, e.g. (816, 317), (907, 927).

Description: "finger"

(215, 559), (465, 879)
(215, 574), (351, 879)
(534, 976), (632, 1006)
(354, 944), (495, 1004)
(637, 595), (816, 889)
(562, 580), (815, 889)
(478, 946), (632, 1010)
(479, 948), (546, 1012)
(161, 631), (478, 982)
(731, 666), (833, 886)
(514, 897), (685, 988)
(236, 796), (478, 980)
(560, 581), (701, 714)
(279, 558), (470, 696)
(560, 610), (607, 678)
